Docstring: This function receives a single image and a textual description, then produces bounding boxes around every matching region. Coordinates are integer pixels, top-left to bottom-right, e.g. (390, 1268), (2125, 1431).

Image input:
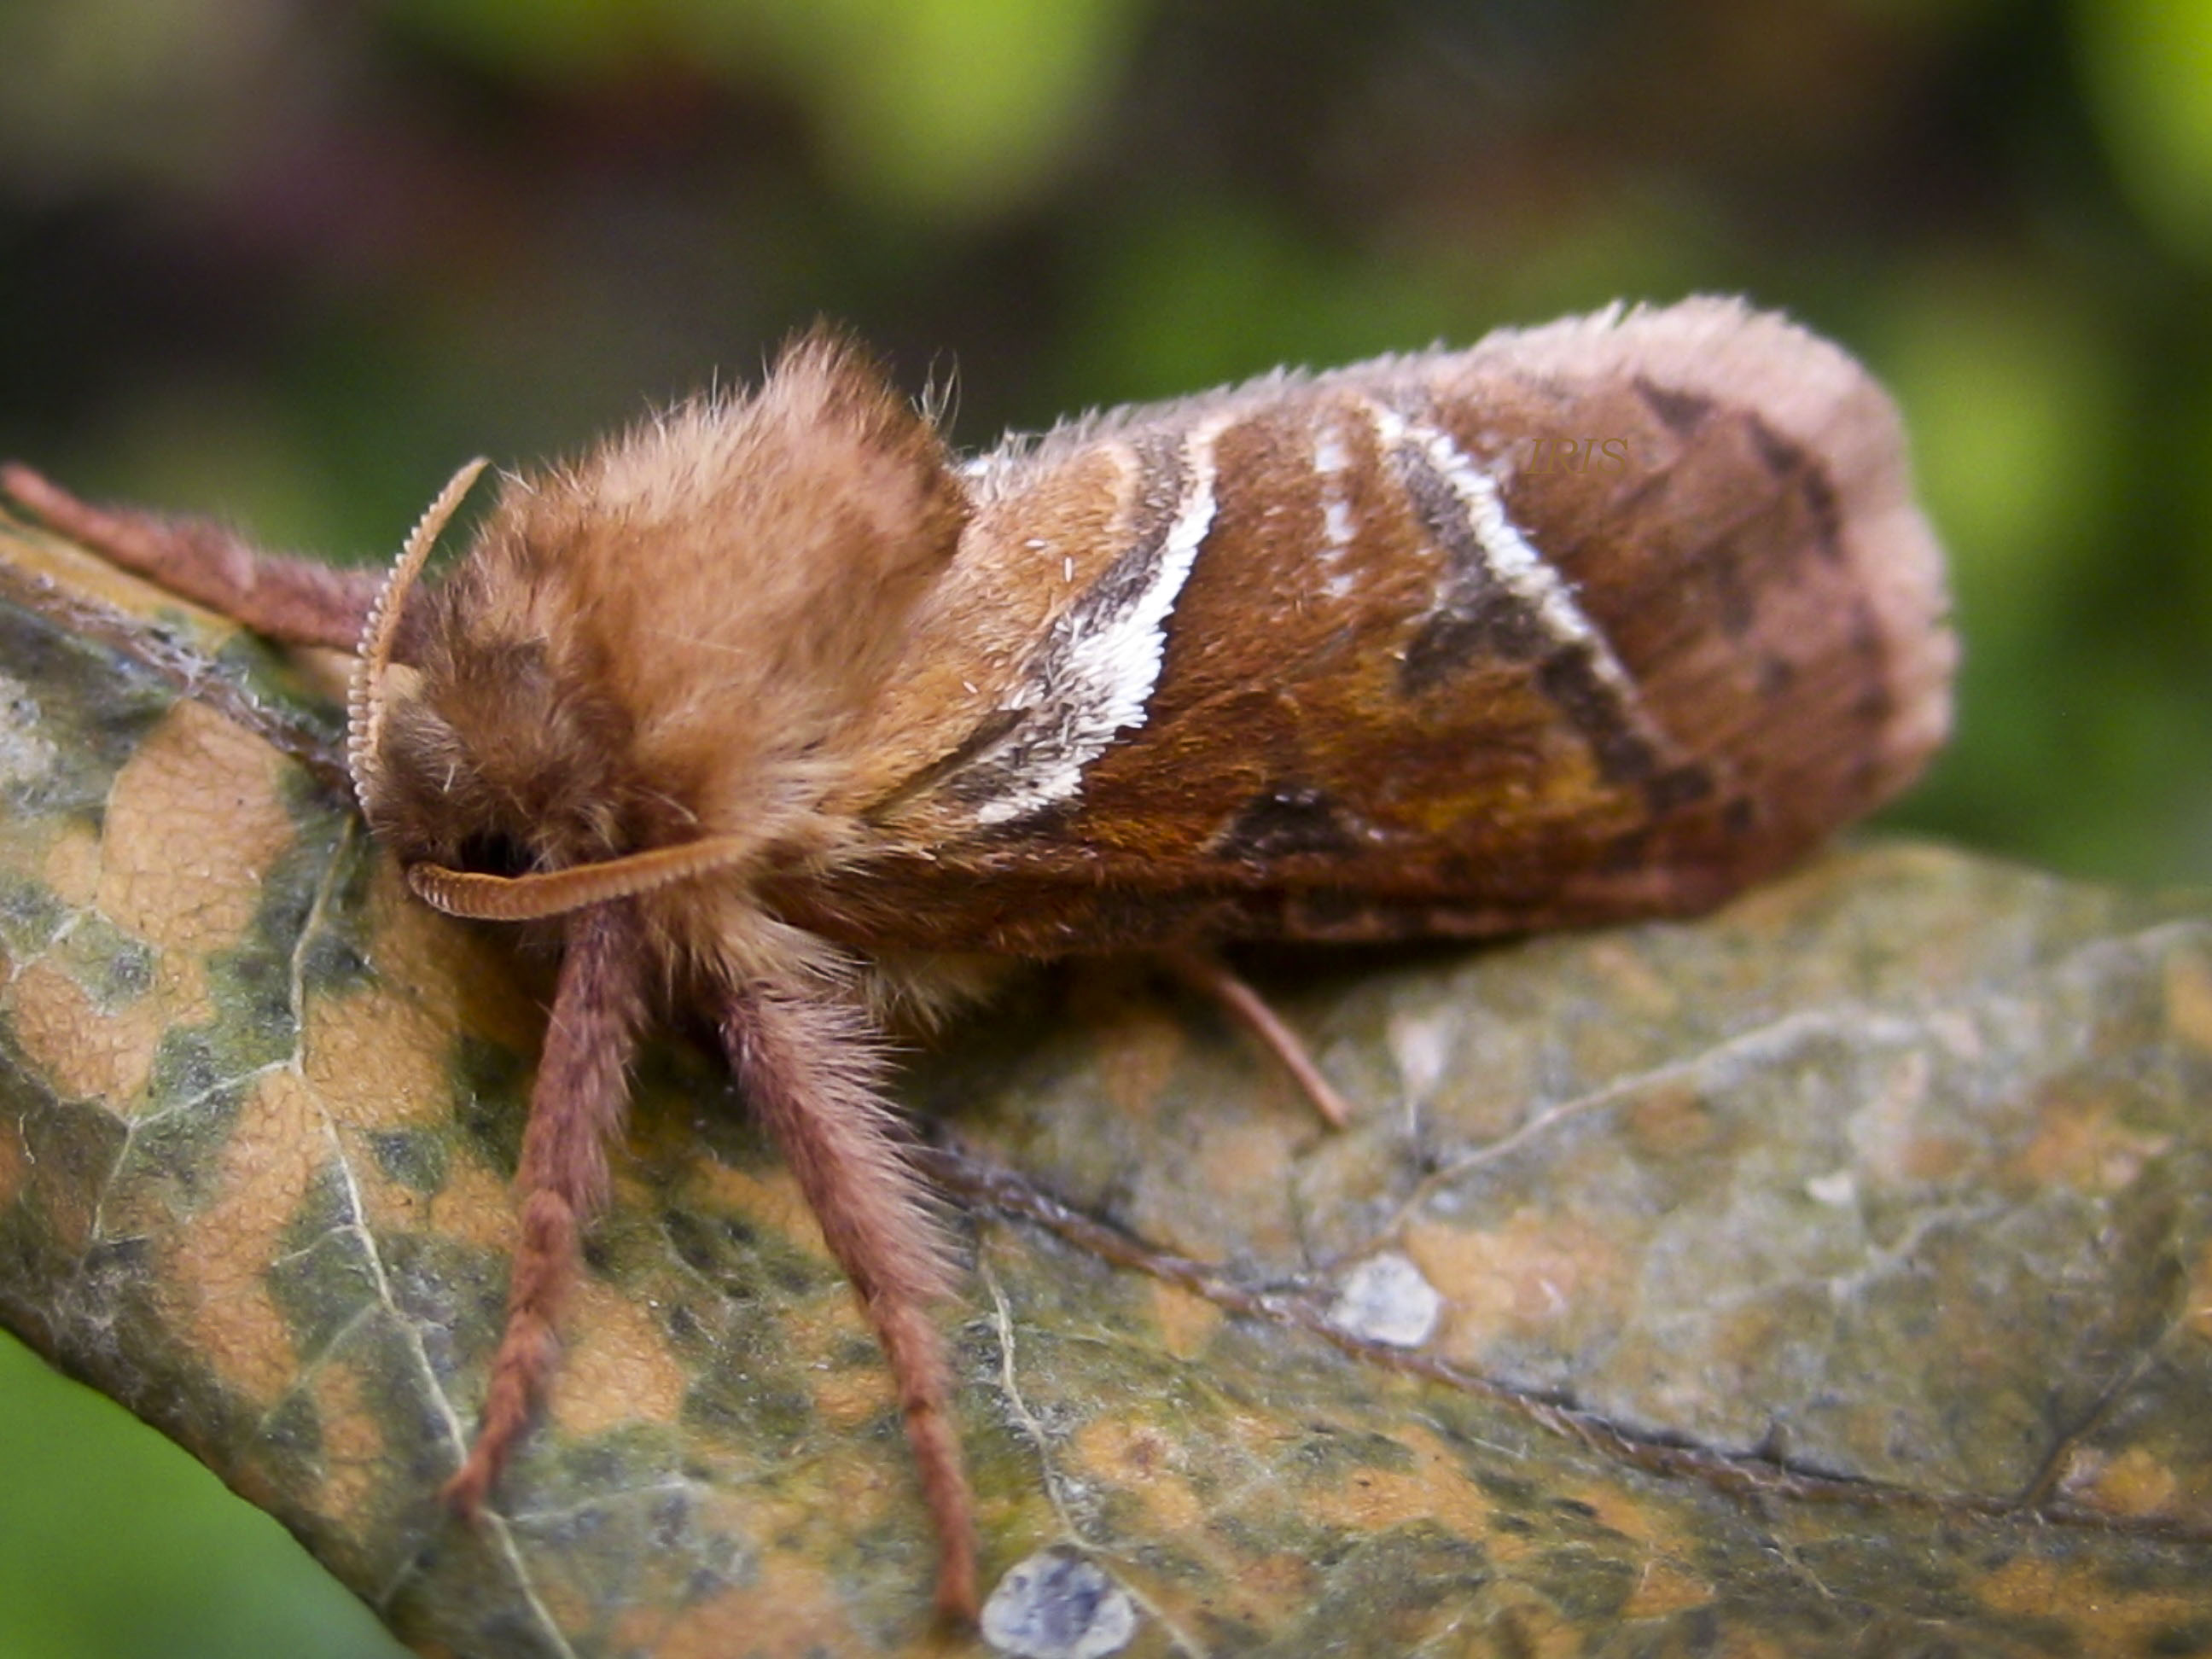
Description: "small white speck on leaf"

(1386, 1009), (1455, 1101)
(1326, 1250), (1443, 1348)
(981, 1549), (1138, 1659)
(1806, 1170), (1857, 1207)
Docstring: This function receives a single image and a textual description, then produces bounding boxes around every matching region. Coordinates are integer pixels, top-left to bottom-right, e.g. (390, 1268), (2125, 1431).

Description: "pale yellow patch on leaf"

(96, 699), (295, 953)
(1226, 1551), (1319, 1611)
(301, 984), (458, 1131)
(810, 1357), (896, 1432)
(7, 959), (164, 1105)
(1406, 1209), (1630, 1355)
(626, 1557), (864, 1659)
(8, 526), (239, 628)
(173, 1066), (321, 1404)
(285, 644), (354, 707)
(1148, 1278), (1221, 1360)
(1070, 1415), (1202, 1533)
(1571, 1486), (1715, 1617)
(1975, 1553), (2062, 1616)
(361, 858), (544, 1056)
(2058, 1443), (2180, 1520)
(39, 820), (101, 908)
(553, 1275), (687, 1436)
(1084, 983), (1185, 1125)
(1972, 1552), (2205, 1639)
(1568, 1484), (1672, 1548)
(155, 959), (215, 1029)
(431, 1159), (529, 1255)
(695, 1162), (823, 1254)
(1619, 1554), (1714, 1619)
(1294, 1425), (1499, 1542)
(311, 1359), (389, 1528)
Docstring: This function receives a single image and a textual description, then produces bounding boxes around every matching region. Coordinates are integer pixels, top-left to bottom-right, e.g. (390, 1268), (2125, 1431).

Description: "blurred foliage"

(0, 1339), (405, 1659)
(0, 0), (2205, 1653)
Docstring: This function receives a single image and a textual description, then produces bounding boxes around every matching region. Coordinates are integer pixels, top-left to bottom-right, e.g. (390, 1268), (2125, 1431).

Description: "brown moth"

(1, 295), (1953, 1620)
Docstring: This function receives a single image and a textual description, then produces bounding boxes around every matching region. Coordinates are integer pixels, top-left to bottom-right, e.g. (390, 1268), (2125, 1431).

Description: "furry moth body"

(2, 296), (1952, 1621)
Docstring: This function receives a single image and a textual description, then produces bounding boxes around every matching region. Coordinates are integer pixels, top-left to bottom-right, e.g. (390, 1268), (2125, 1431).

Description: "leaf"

(1, 513), (2209, 1658)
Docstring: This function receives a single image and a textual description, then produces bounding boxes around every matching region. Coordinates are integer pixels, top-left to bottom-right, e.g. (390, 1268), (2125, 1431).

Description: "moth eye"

(457, 830), (531, 878)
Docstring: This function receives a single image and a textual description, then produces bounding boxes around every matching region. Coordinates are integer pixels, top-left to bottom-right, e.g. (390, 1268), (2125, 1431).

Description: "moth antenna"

(347, 457), (489, 811)
(720, 985), (977, 1621)
(443, 901), (649, 1517)
(409, 832), (759, 922)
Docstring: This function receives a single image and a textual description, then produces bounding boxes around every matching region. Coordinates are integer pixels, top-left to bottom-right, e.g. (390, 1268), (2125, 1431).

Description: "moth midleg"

(444, 901), (650, 1516)
(1, 463), (382, 649)
(719, 985), (978, 1621)
(1159, 949), (1353, 1129)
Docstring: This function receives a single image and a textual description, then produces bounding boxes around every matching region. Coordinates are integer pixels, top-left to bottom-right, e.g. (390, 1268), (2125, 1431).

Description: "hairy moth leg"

(1160, 949), (1353, 1128)
(720, 985), (978, 1621)
(445, 899), (650, 1513)
(1, 463), (386, 650)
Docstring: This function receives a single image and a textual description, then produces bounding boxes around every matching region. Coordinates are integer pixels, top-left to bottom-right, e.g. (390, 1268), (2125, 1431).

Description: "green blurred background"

(0, 0), (2205, 1653)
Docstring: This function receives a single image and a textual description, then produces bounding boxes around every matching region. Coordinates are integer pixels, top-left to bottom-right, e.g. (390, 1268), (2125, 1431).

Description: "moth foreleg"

(1, 462), (387, 650)
(720, 984), (978, 1621)
(1159, 949), (1353, 1128)
(444, 900), (649, 1516)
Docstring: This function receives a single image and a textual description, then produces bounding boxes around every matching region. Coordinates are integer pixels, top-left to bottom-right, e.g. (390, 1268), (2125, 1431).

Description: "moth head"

(346, 478), (756, 923)
(346, 331), (965, 925)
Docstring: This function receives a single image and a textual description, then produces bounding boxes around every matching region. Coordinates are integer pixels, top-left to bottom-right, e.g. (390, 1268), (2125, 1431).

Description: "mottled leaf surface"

(1, 518), (2209, 1658)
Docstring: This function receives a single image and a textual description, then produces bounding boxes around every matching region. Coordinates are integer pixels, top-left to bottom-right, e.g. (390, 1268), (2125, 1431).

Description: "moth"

(2, 295), (1953, 1620)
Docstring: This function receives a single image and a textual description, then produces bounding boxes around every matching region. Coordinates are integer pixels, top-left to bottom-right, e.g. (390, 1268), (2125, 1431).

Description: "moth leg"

(0, 462), (385, 649)
(444, 900), (649, 1515)
(721, 985), (978, 1621)
(1159, 948), (1352, 1128)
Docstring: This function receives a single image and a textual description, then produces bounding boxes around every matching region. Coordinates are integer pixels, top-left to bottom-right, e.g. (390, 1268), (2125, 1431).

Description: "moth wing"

(786, 299), (1950, 955)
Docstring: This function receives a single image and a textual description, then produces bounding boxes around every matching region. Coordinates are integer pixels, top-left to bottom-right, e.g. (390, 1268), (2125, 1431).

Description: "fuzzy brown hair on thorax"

(364, 330), (970, 907)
